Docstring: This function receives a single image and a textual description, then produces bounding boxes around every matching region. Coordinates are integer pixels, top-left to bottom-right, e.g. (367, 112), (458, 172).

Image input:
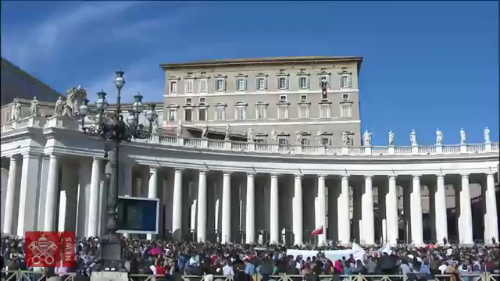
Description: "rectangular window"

(279, 138), (288, 146)
(216, 79), (225, 91)
(278, 77), (287, 89)
(186, 98), (192, 104)
(300, 95), (307, 102)
(256, 106), (267, 120)
(185, 80), (193, 93)
(168, 109), (176, 122)
(257, 78), (266, 90)
(320, 104), (330, 118)
(342, 93), (349, 100)
(198, 108), (206, 121)
(341, 104), (352, 117)
(278, 106), (288, 119)
(299, 105), (309, 119)
(185, 108), (192, 121)
(235, 106), (246, 120)
(321, 137), (330, 146)
(301, 138), (309, 146)
(237, 79), (245, 91)
(280, 95), (287, 101)
(199, 80), (207, 93)
(341, 76), (350, 88)
(199, 97), (206, 103)
(299, 77), (308, 89)
(215, 107), (225, 120)
(170, 81), (178, 93)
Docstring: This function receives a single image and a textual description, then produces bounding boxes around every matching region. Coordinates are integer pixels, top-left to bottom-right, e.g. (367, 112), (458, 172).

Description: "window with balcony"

(235, 102), (247, 120)
(341, 103), (352, 117)
(320, 104), (331, 118)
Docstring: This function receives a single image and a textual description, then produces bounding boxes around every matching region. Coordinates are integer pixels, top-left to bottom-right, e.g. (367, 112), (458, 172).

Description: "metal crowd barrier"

(2, 271), (498, 281)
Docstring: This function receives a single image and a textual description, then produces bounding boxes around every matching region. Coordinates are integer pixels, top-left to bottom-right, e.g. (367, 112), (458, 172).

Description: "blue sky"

(1, 1), (498, 145)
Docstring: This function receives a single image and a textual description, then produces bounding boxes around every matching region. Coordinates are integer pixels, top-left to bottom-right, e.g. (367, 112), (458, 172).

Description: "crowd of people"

(1, 234), (499, 281)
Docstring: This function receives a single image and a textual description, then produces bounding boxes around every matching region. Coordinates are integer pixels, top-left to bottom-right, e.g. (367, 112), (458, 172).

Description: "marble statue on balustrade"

(342, 131), (350, 146)
(460, 128), (467, 144)
(176, 120), (183, 137)
(295, 130), (301, 144)
(388, 131), (395, 146)
(54, 97), (65, 117)
(66, 85), (87, 117)
(152, 119), (159, 135)
(271, 128), (277, 142)
(484, 127), (491, 143)
(30, 96), (39, 117)
(363, 130), (372, 146)
(13, 101), (21, 121)
(224, 124), (231, 140)
(62, 102), (73, 117)
(410, 130), (417, 146)
(436, 129), (443, 145)
(201, 124), (208, 138)
(247, 127), (254, 142)
(316, 129), (323, 145)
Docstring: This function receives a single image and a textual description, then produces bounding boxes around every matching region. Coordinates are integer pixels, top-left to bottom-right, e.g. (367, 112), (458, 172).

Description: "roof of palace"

(160, 56), (363, 71)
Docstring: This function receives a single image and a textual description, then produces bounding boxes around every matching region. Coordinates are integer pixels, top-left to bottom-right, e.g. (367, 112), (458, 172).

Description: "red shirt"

(156, 265), (166, 275)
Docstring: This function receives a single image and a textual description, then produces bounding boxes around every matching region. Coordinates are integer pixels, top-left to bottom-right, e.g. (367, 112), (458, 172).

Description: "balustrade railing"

(2, 116), (498, 157)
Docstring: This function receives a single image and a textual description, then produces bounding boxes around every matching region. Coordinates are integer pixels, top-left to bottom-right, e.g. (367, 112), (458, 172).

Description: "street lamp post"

(79, 71), (158, 270)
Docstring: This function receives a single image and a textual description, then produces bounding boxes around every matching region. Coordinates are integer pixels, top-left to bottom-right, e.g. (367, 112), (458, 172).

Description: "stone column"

(317, 175), (327, 246)
(435, 174), (448, 244)
(123, 162), (133, 197)
(270, 174), (279, 244)
(411, 175), (424, 245)
(338, 176), (350, 245)
(293, 174), (303, 245)
(386, 175), (399, 245)
(246, 173), (256, 244)
(197, 170), (207, 242)
(460, 174), (473, 244)
(3, 156), (19, 234)
(86, 158), (101, 237)
(362, 176), (375, 245)
(44, 154), (59, 231)
(172, 169), (183, 240)
(147, 167), (158, 240)
(221, 172), (232, 243)
(76, 161), (91, 238)
(17, 152), (41, 236)
(485, 172), (499, 243)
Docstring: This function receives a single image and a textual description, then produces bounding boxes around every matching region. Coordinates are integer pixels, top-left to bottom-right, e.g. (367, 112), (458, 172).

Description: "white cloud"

(3, 1), (141, 68)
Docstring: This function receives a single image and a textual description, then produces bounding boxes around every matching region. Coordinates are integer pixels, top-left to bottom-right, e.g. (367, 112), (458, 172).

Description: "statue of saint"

(484, 127), (491, 143)
(410, 130), (417, 146)
(30, 97), (39, 117)
(363, 130), (372, 146)
(460, 128), (466, 144)
(435, 129), (443, 145)
(247, 127), (254, 142)
(54, 97), (64, 117)
(342, 132), (349, 146)
(224, 124), (231, 140)
(296, 130), (302, 144)
(388, 131), (395, 146)
(176, 120), (183, 137)
(13, 101), (21, 121)
(201, 124), (208, 138)
(271, 128), (277, 141)
(66, 85), (87, 116)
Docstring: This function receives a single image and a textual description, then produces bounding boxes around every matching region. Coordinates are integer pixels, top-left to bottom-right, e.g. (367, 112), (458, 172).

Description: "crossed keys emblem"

(28, 235), (57, 265)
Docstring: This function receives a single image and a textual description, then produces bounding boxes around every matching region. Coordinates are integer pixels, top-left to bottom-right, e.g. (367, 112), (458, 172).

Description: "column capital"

(294, 174), (303, 179)
(341, 175), (349, 180)
(486, 171), (496, 176)
(247, 172), (256, 177)
(460, 173), (470, 178)
(412, 174), (422, 178)
(174, 168), (184, 173)
(436, 173), (446, 178)
(270, 173), (280, 178)
(364, 175), (373, 180)
(318, 174), (327, 179)
(388, 175), (397, 180)
(150, 166), (159, 173)
(199, 170), (208, 175)
(223, 171), (232, 176)
(21, 151), (43, 158)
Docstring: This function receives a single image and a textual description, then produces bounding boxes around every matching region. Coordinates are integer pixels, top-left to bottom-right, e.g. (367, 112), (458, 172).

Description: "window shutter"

(215, 80), (218, 91)
(223, 79), (226, 91)
(244, 79), (247, 91)
(306, 77), (310, 89)
(265, 78), (268, 90)
(287, 77), (290, 89)
(348, 76), (352, 88)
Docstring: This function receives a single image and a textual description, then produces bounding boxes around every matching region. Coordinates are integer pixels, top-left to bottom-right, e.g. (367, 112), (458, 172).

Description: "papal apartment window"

(185, 108), (193, 121)
(341, 104), (352, 117)
(256, 78), (266, 90)
(168, 109), (177, 122)
(320, 76), (329, 88)
(216, 79), (225, 92)
(278, 105), (288, 119)
(341, 74), (352, 88)
(198, 107), (207, 121)
(235, 103), (247, 120)
(320, 104), (331, 118)
(185, 80), (194, 93)
(199, 80), (207, 93)
(299, 77), (309, 89)
(278, 77), (288, 90)
(299, 104), (309, 119)
(170, 81), (178, 93)
(236, 79), (246, 91)
(215, 106), (226, 121)
(256, 105), (267, 120)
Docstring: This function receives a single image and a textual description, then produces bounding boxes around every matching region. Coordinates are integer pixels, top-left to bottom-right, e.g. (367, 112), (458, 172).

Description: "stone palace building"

(0, 56), (498, 246)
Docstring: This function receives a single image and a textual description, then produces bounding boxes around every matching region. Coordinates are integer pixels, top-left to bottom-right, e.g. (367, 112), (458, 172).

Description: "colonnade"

(1, 153), (499, 246)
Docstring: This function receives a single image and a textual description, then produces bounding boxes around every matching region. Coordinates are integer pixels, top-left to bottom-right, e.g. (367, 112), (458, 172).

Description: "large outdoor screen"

(116, 196), (159, 234)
